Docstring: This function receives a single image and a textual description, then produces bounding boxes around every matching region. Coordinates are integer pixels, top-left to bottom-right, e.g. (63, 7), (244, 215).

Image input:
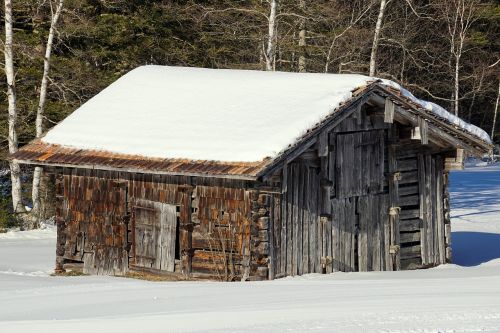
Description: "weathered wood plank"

(418, 154), (428, 265)
(292, 164), (300, 276)
(384, 98), (395, 123)
(436, 155), (446, 264)
(419, 117), (429, 145)
(400, 218), (422, 232)
(297, 165), (305, 276)
(400, 231), (421, 244)
(286, 164), (293, 276)
(398, 185), (419, 196)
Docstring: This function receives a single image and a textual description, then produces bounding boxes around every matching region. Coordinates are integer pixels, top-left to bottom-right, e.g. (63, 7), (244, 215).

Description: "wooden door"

(418, 154), (446, 266)
(132, 198), (177, 272)
(332, 130), (390, 272)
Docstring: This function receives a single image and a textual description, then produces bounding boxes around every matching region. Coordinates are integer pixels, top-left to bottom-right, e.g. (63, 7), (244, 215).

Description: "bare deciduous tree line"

(2, 0), (499, 228)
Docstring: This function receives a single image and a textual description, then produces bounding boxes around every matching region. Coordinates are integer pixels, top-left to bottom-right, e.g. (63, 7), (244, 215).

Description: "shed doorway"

(332, 130), (391, 272)
(131, 198), (179, 272)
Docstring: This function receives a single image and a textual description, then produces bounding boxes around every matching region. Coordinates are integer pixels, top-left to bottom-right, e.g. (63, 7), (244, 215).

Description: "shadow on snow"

(452, 231), (500, 267)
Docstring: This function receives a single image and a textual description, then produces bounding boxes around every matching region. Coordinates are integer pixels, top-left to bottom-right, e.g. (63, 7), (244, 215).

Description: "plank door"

(418, 154), (446, 266)
(332, 130), (390, 272)
(132, 198), (177, 272)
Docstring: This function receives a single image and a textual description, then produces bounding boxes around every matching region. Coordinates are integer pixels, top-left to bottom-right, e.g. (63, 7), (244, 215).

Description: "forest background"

(0, 0), (498, 228)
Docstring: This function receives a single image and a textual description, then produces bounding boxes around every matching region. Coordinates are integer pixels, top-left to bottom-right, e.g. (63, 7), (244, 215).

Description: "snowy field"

(0, 165), (499, 332)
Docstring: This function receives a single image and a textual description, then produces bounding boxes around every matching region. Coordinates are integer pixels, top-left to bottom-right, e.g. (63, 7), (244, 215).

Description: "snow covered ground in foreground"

(0, 165), (499, 333)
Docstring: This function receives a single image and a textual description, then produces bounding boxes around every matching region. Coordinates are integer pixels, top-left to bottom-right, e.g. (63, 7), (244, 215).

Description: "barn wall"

(53, 168), (260, 280)
(54, 169), (129, 275)
(52, 103), (453, 280)
(269, 103), (451, 277)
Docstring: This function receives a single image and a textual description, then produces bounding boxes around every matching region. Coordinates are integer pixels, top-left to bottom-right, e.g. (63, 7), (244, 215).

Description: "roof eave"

(11, 157), (260, 181)
(257, 83), (493, 180)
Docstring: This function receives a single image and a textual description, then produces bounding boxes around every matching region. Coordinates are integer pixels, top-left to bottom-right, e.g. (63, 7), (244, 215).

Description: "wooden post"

(419, 117), (429, 145)
(384, 98), (395, 123)
(388, 144), (401, 271)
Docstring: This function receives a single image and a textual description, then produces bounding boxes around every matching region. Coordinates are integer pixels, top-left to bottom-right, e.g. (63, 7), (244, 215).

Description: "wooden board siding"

(271, 162), (320, 277)
(55, 169), (129, 275)
(335, 130), (385, 198)
(191, 184), (253, 280)
(418, 154), (446, 267)
(54, 168), (256, 279)
(356, 194), (390, 271)
(132, 199), (177, 272)
(332, 129), (389, 272)
(268, 104), (451, 277)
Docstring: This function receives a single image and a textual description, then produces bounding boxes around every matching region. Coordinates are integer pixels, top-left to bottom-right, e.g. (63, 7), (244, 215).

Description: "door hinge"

(389, 245), (400, 254)
(389, 207), (401, 216)
(320, 256), (332, 268)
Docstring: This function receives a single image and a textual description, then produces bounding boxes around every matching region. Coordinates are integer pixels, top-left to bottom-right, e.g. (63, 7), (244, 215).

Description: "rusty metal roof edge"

(12, 158), (260, 181)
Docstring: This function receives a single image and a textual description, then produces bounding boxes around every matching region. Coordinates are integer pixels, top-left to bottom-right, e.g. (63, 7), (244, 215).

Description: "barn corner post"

(54, 169), (66, 274)
(182, 183), (194, 278)
(443, 170), (452, 263)
(248, 186), (274, 281)
(387, 121), (401, 271)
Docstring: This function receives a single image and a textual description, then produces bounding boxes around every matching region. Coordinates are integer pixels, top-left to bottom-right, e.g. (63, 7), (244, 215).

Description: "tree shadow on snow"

(452, 231), (500, 267)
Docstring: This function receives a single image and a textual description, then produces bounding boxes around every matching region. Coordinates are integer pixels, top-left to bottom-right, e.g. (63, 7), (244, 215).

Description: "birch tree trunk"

(467, 69), (485, 121)
(369, 0), (387, 77)
(453, 52), (462, 116)
(30, 0), (64, 229)
(265, 0), (278, 71)
(4, 0), (26, 215)
(492, 81), (500, 142)
(298, 0), (306, 73)
(444, 0), (477, 116)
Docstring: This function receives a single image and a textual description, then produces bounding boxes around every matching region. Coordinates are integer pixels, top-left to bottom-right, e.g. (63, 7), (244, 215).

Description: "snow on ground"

(0, 165), (499, 332)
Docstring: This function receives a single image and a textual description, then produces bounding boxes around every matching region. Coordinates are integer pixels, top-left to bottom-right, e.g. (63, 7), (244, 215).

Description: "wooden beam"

(411, 126), (421, 141)
(384, 98), (395, 123)
(374, 86), (492, 153)
(419, 117), (429, 145)
(444, 149), (465, 171)
(318, 131), (329, 157)
(392, 107), (484, 156)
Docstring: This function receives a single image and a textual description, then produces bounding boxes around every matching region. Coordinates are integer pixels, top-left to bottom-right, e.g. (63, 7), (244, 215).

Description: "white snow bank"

(0, 224), (56, 240)
(380, 79), (492, 143)
(41, 66), (490, 163)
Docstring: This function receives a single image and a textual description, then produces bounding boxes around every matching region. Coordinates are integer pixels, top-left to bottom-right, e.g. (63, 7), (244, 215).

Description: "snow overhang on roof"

(12, 66), (493, 179)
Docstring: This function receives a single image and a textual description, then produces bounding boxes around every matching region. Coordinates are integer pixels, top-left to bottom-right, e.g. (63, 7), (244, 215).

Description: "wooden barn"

(12, 66), (492, 281)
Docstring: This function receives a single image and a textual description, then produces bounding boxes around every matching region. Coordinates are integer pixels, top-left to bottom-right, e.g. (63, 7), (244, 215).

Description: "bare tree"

(443, 0), (478, 116)
(369, 0), (388, 76)
(265, 0), (278, 71)
(298, 0), (306, 72)
(4, 0), (26, 216)
(492, 81), (500, 141)
(324, 1), (373, 73)
(30, 0), (65, 229)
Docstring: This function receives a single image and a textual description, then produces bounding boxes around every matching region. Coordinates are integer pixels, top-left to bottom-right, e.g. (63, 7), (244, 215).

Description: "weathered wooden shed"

(12, 66), (492, 280)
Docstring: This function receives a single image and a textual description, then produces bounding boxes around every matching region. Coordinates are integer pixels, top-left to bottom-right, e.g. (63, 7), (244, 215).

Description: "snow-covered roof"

(41, 66), (374, 162)
(36, 66), (490, 168)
